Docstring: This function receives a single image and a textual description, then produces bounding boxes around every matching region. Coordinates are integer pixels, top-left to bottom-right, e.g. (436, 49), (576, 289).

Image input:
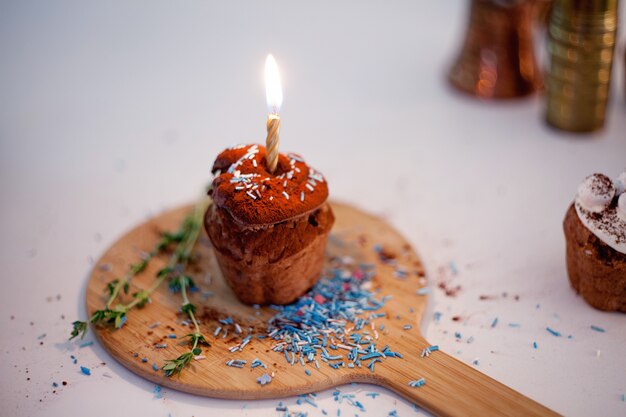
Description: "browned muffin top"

(210, 144), (329, 225)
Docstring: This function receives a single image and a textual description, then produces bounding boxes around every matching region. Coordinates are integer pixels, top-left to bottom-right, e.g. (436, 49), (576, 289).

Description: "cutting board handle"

(376, 340), (561, 417)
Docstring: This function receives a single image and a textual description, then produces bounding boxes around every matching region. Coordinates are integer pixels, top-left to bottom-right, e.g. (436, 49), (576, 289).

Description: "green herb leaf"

(181, 303), (196, 316)
(69, 320), (88, 340)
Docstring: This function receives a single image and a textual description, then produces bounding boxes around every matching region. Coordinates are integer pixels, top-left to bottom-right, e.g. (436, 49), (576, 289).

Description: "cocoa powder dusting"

(210, 144), (329, 226)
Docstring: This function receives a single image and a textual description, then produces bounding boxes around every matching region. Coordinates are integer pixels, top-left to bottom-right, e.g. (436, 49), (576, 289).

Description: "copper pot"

(449, 0), (543, 99)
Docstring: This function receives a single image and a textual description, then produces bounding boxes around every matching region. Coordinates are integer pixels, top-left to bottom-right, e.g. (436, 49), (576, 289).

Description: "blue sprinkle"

(454, 331), (462, 339)
(533, 341), (538, 349)
(546, 327), (561, 337)
(472, 358), (480, 366)
(152, 362), (158, 371)
(52, 382), (58, 388)
(153, 385), (163, 399)
(167, 334), (177, 338)
(305, 369), (311, 376)
(257, 373), (272, 385)
(141, 357), (148, 363)
(116, 315), (126, 328)
(37, 333), (47, 340)
(508, 323), (520, 328)
(79, 340), (94, 348)
(621, 393), (625, 402)
(416, 287), (430, 295)
(403, 324), (412, 330)
(80, 366), (91, 376)
(491, 317), (498, 328)
(408, 377), (426, 387)
(365, 392), (380, 398)
(590, 325), (606, 333)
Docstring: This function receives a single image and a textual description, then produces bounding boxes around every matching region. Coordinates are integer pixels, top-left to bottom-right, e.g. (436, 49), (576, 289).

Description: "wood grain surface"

(86, 202), (559, 416)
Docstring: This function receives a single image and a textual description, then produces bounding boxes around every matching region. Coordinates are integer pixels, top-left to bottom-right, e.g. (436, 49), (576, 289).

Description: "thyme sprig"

(162, 201), (211, 377)
(70, 196), (210, 340)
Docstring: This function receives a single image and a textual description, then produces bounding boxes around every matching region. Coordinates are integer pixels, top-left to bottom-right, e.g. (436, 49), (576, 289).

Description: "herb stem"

(122, 196), (209, 312)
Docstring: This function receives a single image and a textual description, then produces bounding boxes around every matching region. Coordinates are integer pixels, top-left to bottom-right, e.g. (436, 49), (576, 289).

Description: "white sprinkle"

(246, 191), (257, 200)
(283, 180), (287, 188)
(306, 183), (314, 191)
(270, 196), (274, 201)
(300, 192), (305, 202)
(194, 355), (206, 361)
(282, 191), (289, 200)
(252, 159), (257, 167)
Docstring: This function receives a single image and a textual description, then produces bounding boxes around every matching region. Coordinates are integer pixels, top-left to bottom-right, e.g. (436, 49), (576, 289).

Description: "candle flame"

(265, 54), (283, 115)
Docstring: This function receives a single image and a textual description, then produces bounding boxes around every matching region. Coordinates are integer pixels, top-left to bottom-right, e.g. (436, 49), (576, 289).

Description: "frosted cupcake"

(563, 172), (626, 312)
(205, 144), (334, 305)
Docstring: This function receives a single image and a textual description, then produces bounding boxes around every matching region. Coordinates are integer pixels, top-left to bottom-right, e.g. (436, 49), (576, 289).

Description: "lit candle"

(264, 54), (283, 173)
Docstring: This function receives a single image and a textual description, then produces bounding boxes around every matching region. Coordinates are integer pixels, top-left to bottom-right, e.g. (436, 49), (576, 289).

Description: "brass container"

(545, 0), (618, 132)
(448, 0), (542, 99)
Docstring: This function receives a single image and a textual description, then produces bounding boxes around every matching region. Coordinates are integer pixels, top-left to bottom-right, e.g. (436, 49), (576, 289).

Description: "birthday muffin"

(205, 144), (334, 305)
(563, 172), (626, 312)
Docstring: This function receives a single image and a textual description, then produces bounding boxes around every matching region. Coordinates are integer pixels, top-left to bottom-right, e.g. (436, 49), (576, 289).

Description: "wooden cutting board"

(86, 202), (559, 417)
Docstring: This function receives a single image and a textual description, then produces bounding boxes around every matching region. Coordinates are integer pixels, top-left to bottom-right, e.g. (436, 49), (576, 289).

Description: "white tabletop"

(1, 1), (625, 416)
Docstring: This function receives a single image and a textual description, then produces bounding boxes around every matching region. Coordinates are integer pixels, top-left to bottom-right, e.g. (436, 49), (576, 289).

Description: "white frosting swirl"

(614, 171), (626, 195)
(574, 173), (626, 254)
(576, 174), (614, 213)
(618, 193), (626, 223)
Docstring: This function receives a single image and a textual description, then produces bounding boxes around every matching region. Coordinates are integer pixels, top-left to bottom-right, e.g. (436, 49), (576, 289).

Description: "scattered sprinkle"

(226, 359), (247, 368)
(408, 378), (426, 388)
(533, 341), (538, 349)
(80, 366), (91, 376)
(305, 369), (311, 376)
(420, 345), (439, 358)
(153, 385), (163, 399)
(416, 287), (430, 295)
(590, 325), (606, 333)
(490, 317), (498, 328)
(257, 373), (272, 385)
(79, 340), (94, 348)
(546, 327), (561, 337)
